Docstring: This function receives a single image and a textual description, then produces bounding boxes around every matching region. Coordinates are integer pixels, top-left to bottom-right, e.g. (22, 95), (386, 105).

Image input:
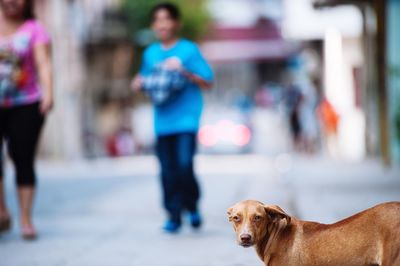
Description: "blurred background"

(30, 0), (400, 164)
(1, 0), (400, 265)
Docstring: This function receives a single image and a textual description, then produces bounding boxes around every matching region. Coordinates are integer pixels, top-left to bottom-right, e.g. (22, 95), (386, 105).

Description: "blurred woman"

(0, 0), (53, 240)
(132, 2), (213, 233)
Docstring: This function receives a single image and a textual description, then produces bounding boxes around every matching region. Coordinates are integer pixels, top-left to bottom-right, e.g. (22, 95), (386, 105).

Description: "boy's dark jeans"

(156, 132), (200, 223)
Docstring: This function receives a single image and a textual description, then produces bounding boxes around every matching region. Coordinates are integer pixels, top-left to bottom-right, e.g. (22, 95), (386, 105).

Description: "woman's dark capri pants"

(0, 102), (44, 187)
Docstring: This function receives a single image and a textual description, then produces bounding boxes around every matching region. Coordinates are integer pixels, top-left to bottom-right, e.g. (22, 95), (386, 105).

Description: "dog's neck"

(255, 219), (291, 264)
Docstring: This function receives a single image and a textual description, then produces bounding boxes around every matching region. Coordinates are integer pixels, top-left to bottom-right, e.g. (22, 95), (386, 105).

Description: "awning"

(313, 0), (372, 8)
(201, 40), (300, 63)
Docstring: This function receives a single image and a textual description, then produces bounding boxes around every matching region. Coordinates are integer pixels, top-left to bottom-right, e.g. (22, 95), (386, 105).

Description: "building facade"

(314, 0), (400, 164)
(36, 0), (128, 159)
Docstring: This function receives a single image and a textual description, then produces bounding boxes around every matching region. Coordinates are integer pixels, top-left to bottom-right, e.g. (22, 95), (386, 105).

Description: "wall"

(387, 0), (400, 163)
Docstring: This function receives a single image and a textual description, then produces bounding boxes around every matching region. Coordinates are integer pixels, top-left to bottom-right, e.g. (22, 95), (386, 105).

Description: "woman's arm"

(34, 43), (53, 115)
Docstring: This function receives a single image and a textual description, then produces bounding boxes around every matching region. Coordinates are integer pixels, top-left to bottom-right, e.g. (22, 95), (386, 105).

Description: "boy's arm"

(184, 45), (214, 90)
(182, 71), (213, 90)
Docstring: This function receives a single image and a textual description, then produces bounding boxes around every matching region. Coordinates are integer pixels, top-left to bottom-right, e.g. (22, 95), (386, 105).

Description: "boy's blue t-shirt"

(140, 39), (214, 136)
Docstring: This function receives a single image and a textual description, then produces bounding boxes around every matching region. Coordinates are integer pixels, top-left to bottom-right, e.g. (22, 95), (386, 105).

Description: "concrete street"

(0, 155), (399, 266)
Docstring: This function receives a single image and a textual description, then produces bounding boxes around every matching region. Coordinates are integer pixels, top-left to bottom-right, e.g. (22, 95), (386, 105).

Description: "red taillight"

(199, 121), (251, 147)
(233, 124), (251, 147)
(199, 125), (217, 146)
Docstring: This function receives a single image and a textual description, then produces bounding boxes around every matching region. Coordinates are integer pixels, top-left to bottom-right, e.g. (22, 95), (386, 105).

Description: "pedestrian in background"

(0, 0), (53, 240)
(131, 2), (213, 233)
(317, 97), (340, 158)
(285, 82), (303, 151)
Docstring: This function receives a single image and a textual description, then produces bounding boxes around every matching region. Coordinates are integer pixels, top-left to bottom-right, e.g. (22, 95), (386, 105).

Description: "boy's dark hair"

(23, 0), (35, 20)
(150, 2), (181, 23)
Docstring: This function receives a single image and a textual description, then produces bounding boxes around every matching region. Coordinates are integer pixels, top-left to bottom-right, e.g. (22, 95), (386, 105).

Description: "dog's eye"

(254, 215), (262, 221)
(233, 216), (241, 222)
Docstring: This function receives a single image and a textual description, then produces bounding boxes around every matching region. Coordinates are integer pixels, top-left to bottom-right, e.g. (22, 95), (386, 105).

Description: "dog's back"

(302, 202), (400, 266)
(228, 201), (400, 266)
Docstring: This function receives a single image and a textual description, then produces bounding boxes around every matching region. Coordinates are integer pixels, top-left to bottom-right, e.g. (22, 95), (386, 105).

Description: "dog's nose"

(240, 234), (252, 242)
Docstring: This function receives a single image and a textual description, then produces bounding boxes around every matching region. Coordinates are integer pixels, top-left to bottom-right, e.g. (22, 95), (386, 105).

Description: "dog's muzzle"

(239, 234), (253, 247)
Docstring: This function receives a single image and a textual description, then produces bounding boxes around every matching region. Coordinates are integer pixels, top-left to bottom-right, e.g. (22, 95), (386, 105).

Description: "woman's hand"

(40, 93), (53, 115)
(34, 43), (53, 115)
(131, 75), (143, 92)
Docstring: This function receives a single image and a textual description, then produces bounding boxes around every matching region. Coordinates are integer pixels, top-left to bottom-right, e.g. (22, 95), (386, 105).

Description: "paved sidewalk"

(0, 155), (399, 266)
(285, 156), (400, 223)
(0, 155), (290, 266)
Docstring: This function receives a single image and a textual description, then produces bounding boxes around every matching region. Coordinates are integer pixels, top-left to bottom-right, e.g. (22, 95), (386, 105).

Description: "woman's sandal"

(21, 226), (37, 241)
(0, 216), (11, 234)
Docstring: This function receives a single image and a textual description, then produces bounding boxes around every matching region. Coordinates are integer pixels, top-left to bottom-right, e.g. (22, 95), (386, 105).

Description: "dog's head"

(227, 200), (291, 248)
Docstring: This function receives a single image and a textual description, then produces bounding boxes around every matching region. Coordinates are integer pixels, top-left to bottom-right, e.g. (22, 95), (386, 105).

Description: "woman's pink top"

(0, 19), (50, 107)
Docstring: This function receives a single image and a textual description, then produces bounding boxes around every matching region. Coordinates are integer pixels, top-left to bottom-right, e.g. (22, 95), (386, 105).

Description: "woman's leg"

(0, 111), (10, 222)
(0, 180), (12, 233)
(5, 103), (44, 233)
(0, 180), (10, 220)
(17, 187), (35, 228)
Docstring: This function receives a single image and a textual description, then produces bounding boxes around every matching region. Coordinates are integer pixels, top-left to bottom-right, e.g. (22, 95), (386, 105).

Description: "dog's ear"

(227, 207), (234, 222)
(264, 205), (291, 224)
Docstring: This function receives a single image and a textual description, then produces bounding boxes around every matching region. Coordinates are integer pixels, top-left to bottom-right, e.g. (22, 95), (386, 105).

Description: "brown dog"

(227, 200), (400, 266)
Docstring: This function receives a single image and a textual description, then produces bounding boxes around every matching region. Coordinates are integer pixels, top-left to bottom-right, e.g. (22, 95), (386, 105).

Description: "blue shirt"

(140, 39), (213, 136)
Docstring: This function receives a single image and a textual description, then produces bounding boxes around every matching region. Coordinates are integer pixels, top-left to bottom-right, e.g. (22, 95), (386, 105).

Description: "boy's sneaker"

(189, 212), (202, 229)
(162, 220), (181, 234)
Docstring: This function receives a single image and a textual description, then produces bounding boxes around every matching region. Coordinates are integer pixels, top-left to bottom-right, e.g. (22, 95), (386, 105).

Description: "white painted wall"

(282, 0), (363, 40)
(208, 0), (283, 27)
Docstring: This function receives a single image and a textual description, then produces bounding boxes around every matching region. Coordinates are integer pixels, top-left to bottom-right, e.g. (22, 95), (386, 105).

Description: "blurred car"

(198, 106), (252, 154)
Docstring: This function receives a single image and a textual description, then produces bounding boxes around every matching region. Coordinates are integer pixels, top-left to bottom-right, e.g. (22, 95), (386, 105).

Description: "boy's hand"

(163, 57), (182, 71)
(40, 93), (53, 115)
